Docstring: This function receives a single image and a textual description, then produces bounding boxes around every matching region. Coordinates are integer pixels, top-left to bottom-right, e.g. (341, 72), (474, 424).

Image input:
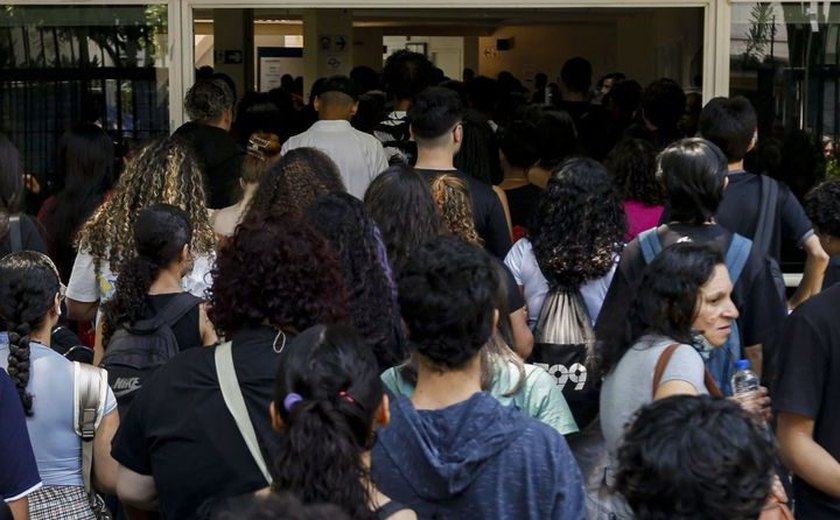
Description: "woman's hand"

(729, 386), (772, 422)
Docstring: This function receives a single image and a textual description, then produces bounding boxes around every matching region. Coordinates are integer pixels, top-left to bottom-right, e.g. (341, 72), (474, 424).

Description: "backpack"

(532, 288), (599, 428)
(754, 175), (787, 302)
(638, 228), (751, 395)
(101, 293), (200, 412)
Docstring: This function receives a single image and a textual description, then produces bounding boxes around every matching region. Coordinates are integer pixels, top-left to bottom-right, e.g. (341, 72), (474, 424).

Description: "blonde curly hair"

(75, 137), (216, 272)
(430, 174), (483, 247)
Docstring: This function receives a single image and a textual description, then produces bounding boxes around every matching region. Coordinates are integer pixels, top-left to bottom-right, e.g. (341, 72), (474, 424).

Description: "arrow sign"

(334, 35), (347, 52)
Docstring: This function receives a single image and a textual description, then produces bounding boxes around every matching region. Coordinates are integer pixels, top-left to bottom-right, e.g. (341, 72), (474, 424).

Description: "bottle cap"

(735, 359), (751, 371)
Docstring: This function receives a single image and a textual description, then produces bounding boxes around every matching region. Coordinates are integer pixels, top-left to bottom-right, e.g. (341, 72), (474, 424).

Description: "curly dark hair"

(0, 252), (61, 416)
(244, 148), (345, 221)
(208, 211), (349, 336)
(398, 236), (499, 370)
(530, 158), (625, 289)
(273, 324), (383, 520)
(383, 49), (434, 102)
(305, 193), (405, 370)
(600, 241), (723, 375)
(605, 138), (665, 206)
(615, 394), (774, 520)
(805, 179), (840, 239)
(363, 165), (442, 276)
(103, 204), (192, 344)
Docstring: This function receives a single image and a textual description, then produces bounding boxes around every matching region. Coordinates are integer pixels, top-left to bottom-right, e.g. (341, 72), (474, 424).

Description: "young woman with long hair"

(38, 123), (116, 281)
(0, 251), (119, 518)
(112, 212), (350, 520)
(604, 138), (665, 240)
(363, 165), (442, 277)
(66, 137), (216, 361)
(103, 203), (217, 349)
(305, 193), (404, 371)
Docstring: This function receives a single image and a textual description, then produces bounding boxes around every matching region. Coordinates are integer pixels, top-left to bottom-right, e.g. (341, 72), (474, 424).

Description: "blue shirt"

(0, 367), (41, 502)
(0, 340), (117, 486)
(372, 392), (585, 519)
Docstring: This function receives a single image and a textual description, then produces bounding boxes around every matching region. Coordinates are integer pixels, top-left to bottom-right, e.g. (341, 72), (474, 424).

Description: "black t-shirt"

(556, 101), (613, 160)
(144, 293), (202, 351)
(823, 256), (840, 290)
(775, 285), (840, 519)
(504, 184), (542, 232)
(716, 171), (813, 262)
(596, 224), (787, 358)
(111, 326), (283, 520)
(0, 214), (46, 257)
(172, 122), (245, 209)
(415, 169), (512, 259)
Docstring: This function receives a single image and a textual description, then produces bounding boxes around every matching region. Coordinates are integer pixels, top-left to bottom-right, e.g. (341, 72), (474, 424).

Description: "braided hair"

(0, 251), (61, 416)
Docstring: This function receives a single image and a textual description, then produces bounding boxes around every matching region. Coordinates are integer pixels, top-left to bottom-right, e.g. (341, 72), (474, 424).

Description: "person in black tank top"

(104, 203), (216, 351)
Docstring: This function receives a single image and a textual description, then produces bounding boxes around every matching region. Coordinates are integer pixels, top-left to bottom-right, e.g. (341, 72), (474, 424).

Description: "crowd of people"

(1, 50), (839, 520)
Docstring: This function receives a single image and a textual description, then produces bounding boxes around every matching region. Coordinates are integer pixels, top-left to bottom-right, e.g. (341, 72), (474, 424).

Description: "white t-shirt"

(503, 238), (617, 328)
(66, 250), (215, 313)
(281, 120), (389, 199)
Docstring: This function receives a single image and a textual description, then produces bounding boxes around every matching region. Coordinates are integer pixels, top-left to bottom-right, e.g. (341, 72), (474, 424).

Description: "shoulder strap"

(375, 500), (411, 519)
(9, 215), (22, 252)
(128, 293), (201, 333)
(652, 343), (724, 399)
(753, 176), (779, 256)
(638, 228), (663, 265)
(214, 341), (273, 485)
(652, 344), (680, 398)
(73, 362), (109, 493)
(725, 234), (752, 284)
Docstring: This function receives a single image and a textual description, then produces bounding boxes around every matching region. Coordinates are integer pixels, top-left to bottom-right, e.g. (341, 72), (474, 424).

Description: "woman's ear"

(269, 401), (285, 432)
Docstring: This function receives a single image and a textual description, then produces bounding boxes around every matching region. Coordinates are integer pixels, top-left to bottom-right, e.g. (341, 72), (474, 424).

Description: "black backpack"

(101, 293), (200, 412)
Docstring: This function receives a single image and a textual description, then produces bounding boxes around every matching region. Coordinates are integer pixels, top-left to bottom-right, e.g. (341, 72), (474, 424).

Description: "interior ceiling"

(195, 7), (685, 29)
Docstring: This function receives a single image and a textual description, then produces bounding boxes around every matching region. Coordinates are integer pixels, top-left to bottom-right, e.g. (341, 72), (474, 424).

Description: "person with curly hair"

(242, 147), (345, 222)
(111, 211), (349, 519)
(775, 179), (840, 518)
(305, 193), (405, 371)
(103, 203), (217, 353)
(0, 251), (120, 517)
(805, 179), (840, 289)
(371, 237), (584, 519)
(172, 78), (244, 209)
(66, 137), (216, 362)
(363, 165), (442, 277)
(604, 138), (665, 240)
(614, 395), (776, 520)
(505, 158), (625, 330)
(212, 132), (281, 238)
(430, 173), (533, 357)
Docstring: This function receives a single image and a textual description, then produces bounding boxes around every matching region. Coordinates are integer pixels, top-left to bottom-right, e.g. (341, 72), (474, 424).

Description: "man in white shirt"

(281, 75), (388, 199)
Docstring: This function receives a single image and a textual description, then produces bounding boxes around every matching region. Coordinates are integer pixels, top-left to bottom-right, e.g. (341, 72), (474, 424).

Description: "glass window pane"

(730, 2), (840, 200)
(0, 5), (169, 190)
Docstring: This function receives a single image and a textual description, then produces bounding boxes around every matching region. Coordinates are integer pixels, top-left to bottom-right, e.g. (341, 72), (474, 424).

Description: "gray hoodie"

(371, 392), (584, 519)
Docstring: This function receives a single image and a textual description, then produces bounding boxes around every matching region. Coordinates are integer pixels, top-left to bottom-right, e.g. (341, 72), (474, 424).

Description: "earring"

(272, 329), (287, 354)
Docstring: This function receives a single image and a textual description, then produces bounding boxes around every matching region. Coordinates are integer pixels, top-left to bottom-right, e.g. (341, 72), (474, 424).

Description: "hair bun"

(246, 133), (282, 161)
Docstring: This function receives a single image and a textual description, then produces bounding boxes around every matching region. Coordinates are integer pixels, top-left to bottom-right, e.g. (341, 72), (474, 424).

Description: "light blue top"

(0, 338), (117, 487)
(382, 359), (579, 435)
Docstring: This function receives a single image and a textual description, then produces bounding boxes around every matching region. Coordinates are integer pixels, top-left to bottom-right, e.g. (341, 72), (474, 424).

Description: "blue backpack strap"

(725, 233), (752, 284)
(638, 228), (663, 265)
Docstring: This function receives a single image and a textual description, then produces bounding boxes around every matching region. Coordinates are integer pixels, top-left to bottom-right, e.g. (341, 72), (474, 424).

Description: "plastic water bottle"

(731, 359), (760, 396)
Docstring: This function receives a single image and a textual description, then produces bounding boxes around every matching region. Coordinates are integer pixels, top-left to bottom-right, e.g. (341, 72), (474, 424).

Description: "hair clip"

(338, 390), (355, 404)
(283, 393), (303, 412)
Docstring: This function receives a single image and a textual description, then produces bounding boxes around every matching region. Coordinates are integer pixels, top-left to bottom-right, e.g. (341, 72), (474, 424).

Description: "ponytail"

(103, 256), (160, 344)
(273, 396), (375, 520)
(7, 323), (34, 416)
